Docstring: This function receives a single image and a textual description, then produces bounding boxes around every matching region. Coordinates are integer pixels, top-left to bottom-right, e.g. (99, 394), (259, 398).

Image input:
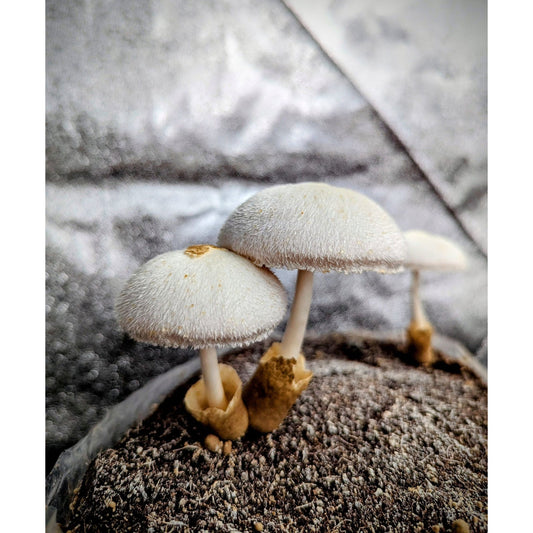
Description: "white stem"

(411, 270), (428, 326)
(199, 347), (227, 410)
(280, 269), (314, 359)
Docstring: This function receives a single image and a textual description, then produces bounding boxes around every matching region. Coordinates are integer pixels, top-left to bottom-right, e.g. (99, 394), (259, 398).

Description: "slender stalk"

(411, 269), (429, 326)
(408, 269), (435, 365)
(199, 346), (227, 410)
(280, 269), (314, 359)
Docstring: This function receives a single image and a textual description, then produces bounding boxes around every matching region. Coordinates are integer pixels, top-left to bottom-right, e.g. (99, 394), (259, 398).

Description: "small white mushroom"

(218, 182), (406, 431)
(115, 245), (287, 439)
(403, 230), (468, 365)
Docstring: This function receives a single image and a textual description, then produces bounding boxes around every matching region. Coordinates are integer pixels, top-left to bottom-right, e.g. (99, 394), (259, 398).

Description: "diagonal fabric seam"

(280, 0), (487, 261)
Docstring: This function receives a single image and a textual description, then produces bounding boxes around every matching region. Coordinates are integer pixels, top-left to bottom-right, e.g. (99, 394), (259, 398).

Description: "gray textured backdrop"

(46, 0), (487, 470)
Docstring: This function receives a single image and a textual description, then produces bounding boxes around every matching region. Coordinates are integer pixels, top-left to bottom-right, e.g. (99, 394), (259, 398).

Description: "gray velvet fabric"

(46, 0), (487, 460)
(285, 0), (487, 252)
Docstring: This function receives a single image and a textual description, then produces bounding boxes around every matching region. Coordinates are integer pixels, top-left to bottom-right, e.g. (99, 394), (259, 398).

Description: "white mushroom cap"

(404, 230), (468, 271)
(218, 182), (406, 273)
(116, 245), (287, 349)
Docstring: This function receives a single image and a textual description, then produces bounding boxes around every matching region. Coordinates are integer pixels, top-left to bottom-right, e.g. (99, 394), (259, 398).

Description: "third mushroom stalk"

(403, 230), (468, 365)
(218, 182), (407, 432)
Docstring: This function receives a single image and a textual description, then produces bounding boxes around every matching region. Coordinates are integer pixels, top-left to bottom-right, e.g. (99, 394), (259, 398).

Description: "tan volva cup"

(243, 343), (312, 433)
(184, 364), (249, 441)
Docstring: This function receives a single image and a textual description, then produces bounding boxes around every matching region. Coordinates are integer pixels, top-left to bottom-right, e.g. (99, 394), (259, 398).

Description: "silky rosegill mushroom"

(218, 182), (406, 432)
(115, 245), (287, 440)
(404, 230), (468, 365)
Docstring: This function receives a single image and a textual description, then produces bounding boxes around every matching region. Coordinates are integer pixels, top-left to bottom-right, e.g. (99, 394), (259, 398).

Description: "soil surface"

(64, 334), (487, 533)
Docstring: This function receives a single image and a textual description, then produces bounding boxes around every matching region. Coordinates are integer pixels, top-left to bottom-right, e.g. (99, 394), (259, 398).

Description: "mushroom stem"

(280, 269), (314, 359)
(411, 269), (429, 327)
(199, 347), (228, 410)
(407, 269), (435, 365)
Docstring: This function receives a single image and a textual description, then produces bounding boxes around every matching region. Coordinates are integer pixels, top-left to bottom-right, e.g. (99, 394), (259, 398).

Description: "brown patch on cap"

(184, 244), (220, 258)
(243, 342), (313, 433)
(184, 364), (249, 440)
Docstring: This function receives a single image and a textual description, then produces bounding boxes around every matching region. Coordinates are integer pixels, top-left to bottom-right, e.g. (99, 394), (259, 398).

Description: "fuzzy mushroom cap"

(218, 182), (406, 273)
(404, 230), (468, 271)
(116, 245), (287, 349)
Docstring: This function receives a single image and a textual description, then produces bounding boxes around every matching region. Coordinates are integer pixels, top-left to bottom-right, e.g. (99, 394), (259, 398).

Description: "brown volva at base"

(407, 321), (436, 366)
(243, 342), (313, 433)
(184, 364), (249, 440)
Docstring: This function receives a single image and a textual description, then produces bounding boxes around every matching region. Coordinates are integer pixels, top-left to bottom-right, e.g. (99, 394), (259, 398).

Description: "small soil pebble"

(204, 434), (222, 454)
(452, 519), (471, 533)
(222, 440), (232, 456)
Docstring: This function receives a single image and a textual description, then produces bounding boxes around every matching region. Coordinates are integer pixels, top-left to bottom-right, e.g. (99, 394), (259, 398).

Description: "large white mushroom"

(218, 182), (406, 432)
(115, 245), (287, 440)
(404, 230), (468, 365)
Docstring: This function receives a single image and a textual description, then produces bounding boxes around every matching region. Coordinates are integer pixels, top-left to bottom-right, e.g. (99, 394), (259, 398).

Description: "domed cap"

(218, 182), (406, 273)
(116, 245), (287, 349)
(404, 230), (468, 271)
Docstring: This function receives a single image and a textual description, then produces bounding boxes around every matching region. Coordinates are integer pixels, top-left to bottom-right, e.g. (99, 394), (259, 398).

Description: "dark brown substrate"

(65, 335), (487, 533)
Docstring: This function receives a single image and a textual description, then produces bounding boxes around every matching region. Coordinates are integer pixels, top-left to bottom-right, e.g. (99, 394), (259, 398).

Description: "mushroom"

(218, 182), (406, 432)
(403, 230), (468, 365)
(115, 245), (287, 440)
